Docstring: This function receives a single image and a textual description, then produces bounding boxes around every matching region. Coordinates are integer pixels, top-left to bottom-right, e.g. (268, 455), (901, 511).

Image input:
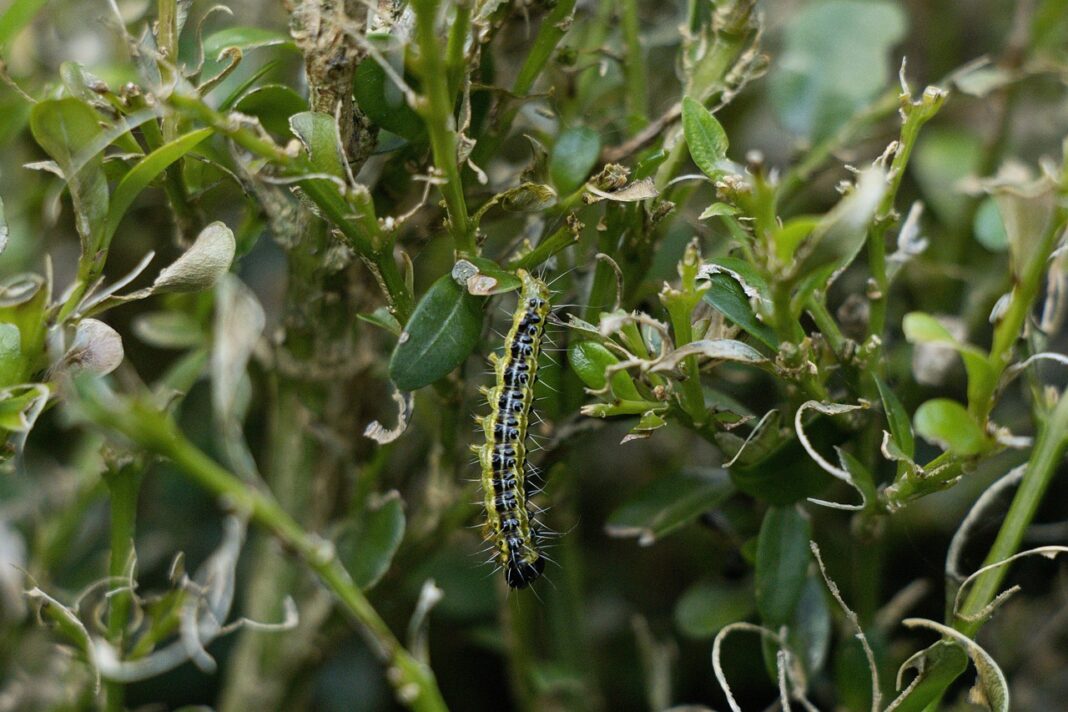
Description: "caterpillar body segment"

(477, 270), (550, 589)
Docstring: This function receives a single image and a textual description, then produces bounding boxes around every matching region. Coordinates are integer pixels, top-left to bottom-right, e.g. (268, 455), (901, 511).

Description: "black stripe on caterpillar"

(473, 269), (550, 589)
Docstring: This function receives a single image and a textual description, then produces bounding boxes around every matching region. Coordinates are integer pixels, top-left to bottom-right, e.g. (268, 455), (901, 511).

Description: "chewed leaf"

(901, 619), (1008, 712)
(952, 545), (1068, 624)
(945, 465), (1025, 583)
(452, 258), (521, 296)
(794, 400), (870, 510)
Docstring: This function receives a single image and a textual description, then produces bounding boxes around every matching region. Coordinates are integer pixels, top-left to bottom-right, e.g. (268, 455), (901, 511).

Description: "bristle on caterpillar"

(476, 269), (550, 589)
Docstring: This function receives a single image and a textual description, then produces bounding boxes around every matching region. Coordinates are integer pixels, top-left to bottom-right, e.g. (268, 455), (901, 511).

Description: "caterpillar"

(473, 269), (550, 589)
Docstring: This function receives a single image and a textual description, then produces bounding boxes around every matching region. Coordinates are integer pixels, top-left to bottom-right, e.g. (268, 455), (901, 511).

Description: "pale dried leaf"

(153, 222), (236, 293)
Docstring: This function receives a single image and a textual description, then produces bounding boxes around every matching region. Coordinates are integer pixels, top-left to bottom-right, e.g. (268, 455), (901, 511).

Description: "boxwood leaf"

(202, 27), (295, 59)
(337, 491), (406, 590)
(681, 96), (729, 179)
(30, 98), (109, 253)
(701, 262), (778, 350)
(675, 580), (755, 639)
(389, 273), (484, 391)
(874, 375), (914, 460)
(755, 506), (811, 627)
(550, 126), (601, 196)
(290, 111), (347, 180)
(353, 58), (426, 143)
(768, 0), (906, 140)
(567, 340), (642, 401)
(914, 398), (989, 456)
(106, 128), (214, 244)
(606, 468), (733, 545)
(234, 84), (308, 137)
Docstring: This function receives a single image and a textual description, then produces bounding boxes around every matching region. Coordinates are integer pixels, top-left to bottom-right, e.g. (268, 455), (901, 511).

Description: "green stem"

(867, 89), (944, 346)
(975, 209), (1066, 422)
(805, 294), (846, 356)
(445, 1), (471, 98)
(653, 2), (755, 190)
(413, 0), (473, 254)
(958, 394), (1068, 634)
(103, 463), (144, 712)
(508, 222), (580, 271)
(84, 396), (447, 712)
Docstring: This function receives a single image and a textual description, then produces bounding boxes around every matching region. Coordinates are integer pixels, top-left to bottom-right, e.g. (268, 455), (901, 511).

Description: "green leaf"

(701, 259), (778, 350)
(357, 307), (402, 337)
(0, 0), (46, 47)
(106, 128), (213, 244)
(290, 112), (347, 180)
(201, 27), (295, 60)
(605, 468), (734, 545)
(567, 340), (642, 401)
(773, 215), (819, 263)
(549, 126), (601, 196)
(353, 59), (425, 143)
(337, 491), (406, 590)
(914, 399), (989, 456)
(755, 506), (811, 626)
(788, 576), (832, 676)
(768, 0), (906, 140)
(886, 642), (969, 712)
(675, 581), (755, 639)
(903, 312), (997, 408)
(791, 167), (886, 282)
(0, 324), (21, 387)
(234, 84), (309, 137)
(681, 96), (729, 178)
(902, 311), (956, 343)
(30, 98), (109, 253)
(0, 274), (48, 385)
(388, 273), (484, 391)
(874, 375), (914, 460)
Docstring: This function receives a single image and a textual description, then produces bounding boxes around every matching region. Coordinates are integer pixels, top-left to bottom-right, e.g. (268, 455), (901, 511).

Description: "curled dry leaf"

(584, 177), (659, 203)
(650, 339), (766, 373)
(58, 319), (124, 376)
(153, 222), (236, 293)
(364, 389), (415, 444)
(212, 275), (265, 426)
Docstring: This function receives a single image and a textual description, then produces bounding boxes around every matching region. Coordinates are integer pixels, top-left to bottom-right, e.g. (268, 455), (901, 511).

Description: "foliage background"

(1, 0), (1067, 711)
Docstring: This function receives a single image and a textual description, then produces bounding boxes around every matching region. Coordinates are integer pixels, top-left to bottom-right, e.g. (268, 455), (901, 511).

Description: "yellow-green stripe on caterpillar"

(474, 269), (550, 589)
